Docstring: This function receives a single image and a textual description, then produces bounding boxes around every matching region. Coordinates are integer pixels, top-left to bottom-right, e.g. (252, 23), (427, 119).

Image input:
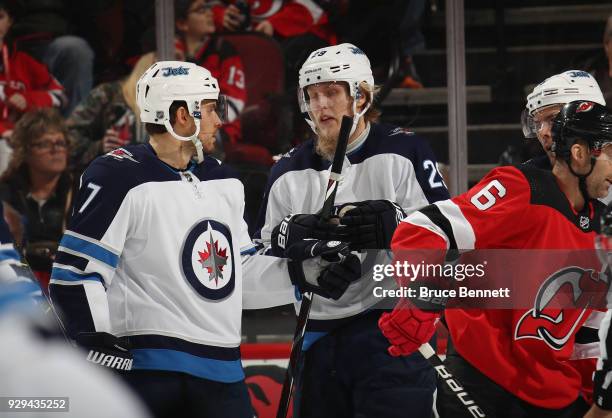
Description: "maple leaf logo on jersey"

(197, 228), (229, 286)
(514, 266), (609, 350)
(104, 148), (139, 163)
(181, 219), (235, 300)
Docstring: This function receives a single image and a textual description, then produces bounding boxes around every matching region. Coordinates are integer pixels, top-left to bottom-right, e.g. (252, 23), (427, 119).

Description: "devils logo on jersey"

(514, 266), (609, 350)
(181, 219), (235, 300)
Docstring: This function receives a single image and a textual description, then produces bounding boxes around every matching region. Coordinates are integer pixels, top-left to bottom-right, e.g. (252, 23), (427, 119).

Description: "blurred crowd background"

(0, 0), (610, 314)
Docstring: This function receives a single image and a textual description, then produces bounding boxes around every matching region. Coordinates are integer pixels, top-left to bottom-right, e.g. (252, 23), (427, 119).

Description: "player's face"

(533, 104), (563, 158)
(306, 82), (354, 159)
(587, 144), (612, 199)
(180, 0), (215, 37)
(197, 99), (222, 153)
(26, 131), (68, 176)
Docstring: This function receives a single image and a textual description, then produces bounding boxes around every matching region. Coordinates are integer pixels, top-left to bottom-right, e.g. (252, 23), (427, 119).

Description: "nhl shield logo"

(579, 216), (590, 230)
(181, 219), (235, 300)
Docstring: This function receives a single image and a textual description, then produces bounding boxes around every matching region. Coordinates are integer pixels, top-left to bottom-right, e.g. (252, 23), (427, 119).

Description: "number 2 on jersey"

(78, 183), (101, 214)
(423, 160), (445, 189)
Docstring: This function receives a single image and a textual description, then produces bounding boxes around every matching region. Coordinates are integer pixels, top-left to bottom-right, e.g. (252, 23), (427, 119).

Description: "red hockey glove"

(378, 299), (439, 357)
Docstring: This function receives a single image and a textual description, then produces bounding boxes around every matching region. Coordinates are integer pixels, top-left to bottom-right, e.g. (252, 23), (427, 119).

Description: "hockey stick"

(276, 115), (353, 418)
(419, 341), (486, 417)
(12, 256), (70, 342)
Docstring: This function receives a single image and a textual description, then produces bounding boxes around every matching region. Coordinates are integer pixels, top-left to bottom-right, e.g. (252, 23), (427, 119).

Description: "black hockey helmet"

(551, 100), (612, 160)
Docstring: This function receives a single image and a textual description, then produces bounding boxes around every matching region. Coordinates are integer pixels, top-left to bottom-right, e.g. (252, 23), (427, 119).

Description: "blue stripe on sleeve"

(60, 234), (119, 268)
(51, 267), (103, 284)
(0, 249), (20, 262)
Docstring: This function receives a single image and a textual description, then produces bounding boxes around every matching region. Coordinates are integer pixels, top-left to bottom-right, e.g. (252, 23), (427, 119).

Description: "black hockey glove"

(594, 365), (612, 410)
(75, 332), (133, 371)
(286, 240), (362, 300)
(339, 200), (406, 250)
(270, 214), (347, 257)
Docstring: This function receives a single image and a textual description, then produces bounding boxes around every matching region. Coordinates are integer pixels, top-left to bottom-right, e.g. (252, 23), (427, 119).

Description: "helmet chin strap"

(566, 155), (597, 204)
(163, 118), (205, 163)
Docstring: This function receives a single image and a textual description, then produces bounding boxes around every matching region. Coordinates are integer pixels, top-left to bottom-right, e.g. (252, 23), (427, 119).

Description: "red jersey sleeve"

(392, 166), (532, 252)
(18, 52), (65, 110)
(267, 1), (317, 38)
(212, 4), (226, 31)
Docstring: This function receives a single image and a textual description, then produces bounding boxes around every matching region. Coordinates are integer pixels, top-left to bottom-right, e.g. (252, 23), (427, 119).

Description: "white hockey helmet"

(136, 60), (227, 162)
(298, 43), (375, 136)
(522, 70), (605, 138)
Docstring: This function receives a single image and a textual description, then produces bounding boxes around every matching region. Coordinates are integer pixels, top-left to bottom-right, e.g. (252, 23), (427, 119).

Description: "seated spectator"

(175, 0), (247, 153)
(212, 0), (334, 87)
(212, 0), (334, 43)
(10, 0), (104, 115)
(0, 1), (65, 140)
(67, 52), (155, 170)
(0, 108), (74, 288)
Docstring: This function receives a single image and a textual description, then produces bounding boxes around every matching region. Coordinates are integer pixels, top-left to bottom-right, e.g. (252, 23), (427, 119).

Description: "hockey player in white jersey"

(49, 61), (361, 418)
(255, 43), (450, 417)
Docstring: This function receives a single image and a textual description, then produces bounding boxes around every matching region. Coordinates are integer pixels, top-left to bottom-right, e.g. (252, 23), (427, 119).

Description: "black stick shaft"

(276, 116), (353, 418)
(419, 343), (487, 417)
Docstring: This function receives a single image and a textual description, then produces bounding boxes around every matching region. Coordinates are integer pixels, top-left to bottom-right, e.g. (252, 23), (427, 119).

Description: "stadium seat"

(220, 33), (290, 167)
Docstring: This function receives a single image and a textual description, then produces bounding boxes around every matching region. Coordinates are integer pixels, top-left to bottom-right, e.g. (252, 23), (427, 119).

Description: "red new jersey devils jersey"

(391, 165), (606, 409)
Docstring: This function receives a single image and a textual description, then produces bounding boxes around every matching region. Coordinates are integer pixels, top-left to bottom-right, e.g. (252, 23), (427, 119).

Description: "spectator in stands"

(0, 1), (65, 140)
(175, 0), (247, 155)
(10, 0), (107, 115)
(213, 0), (334, 81)
(67, 53), (155, 170)
(585, 15), (612, 105)
(0, 108), (73, 288)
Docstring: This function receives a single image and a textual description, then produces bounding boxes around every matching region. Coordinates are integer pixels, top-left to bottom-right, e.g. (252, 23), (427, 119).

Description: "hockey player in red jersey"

(379, 100), (612, 417)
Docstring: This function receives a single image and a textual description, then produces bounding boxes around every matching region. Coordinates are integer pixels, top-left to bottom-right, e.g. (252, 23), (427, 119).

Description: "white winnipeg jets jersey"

(255, 123), (450, 348)
(49, 144), (295, 383)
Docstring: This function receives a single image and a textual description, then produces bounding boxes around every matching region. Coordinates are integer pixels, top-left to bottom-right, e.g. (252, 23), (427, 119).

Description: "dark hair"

(144, 100), (188, 136)
(174, 0), (195, 21)
(0, 0), (22, 19)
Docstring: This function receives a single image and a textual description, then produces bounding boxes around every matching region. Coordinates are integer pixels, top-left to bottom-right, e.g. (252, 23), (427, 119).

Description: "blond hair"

(121, 52), (157, 123)
(360, 81), (382, 124)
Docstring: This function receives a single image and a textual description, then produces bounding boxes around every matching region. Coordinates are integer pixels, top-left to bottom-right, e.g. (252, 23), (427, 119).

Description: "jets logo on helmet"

(161, 66), (190, 76)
